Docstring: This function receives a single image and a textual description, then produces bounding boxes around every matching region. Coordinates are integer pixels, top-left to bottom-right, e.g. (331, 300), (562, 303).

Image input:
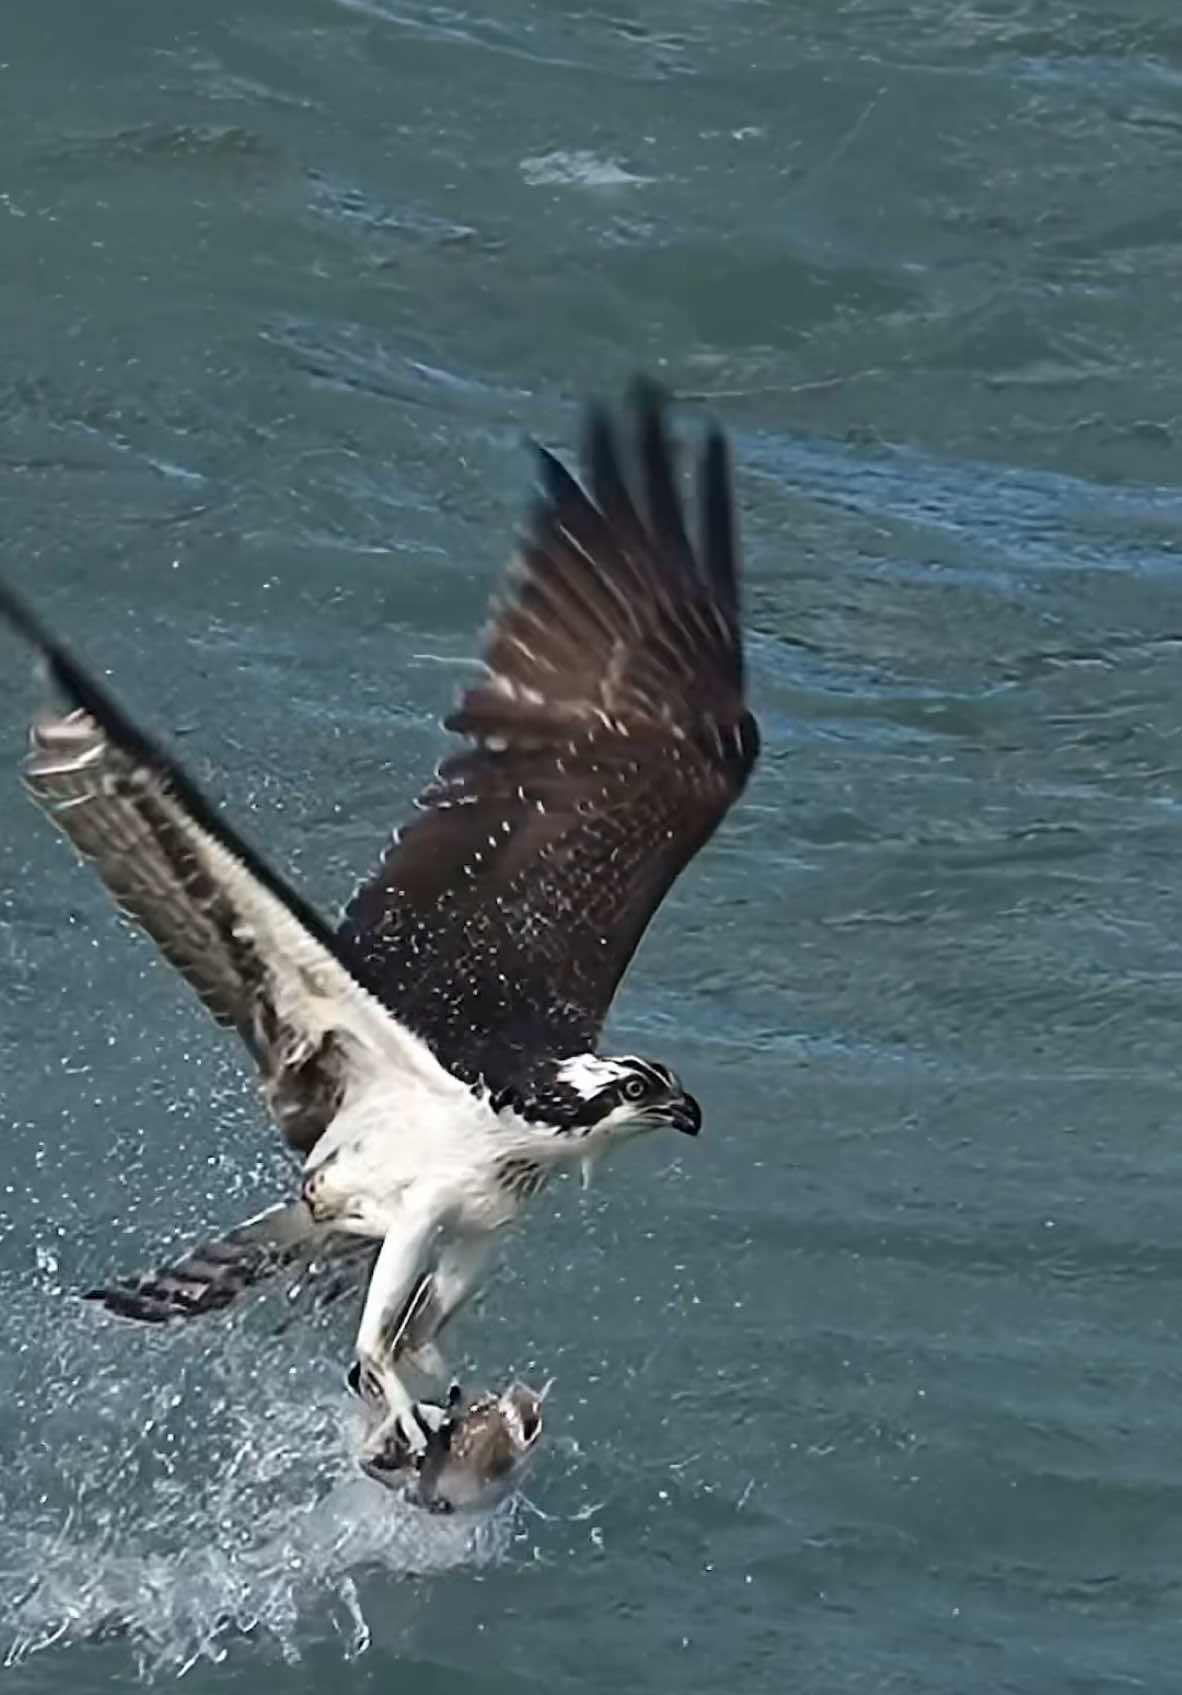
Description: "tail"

(83, 1200), (333, 1323)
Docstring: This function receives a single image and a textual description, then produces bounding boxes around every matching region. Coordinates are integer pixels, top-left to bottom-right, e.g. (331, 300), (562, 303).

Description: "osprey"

(0, 382), (759, 1462)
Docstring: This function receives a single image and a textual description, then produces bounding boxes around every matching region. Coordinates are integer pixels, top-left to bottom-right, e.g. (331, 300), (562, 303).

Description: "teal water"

(3, 1), (1182, 1689)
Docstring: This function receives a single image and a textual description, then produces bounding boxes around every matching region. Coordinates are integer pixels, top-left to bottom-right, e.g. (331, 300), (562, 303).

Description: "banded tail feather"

(84, 1199), (333, 1324)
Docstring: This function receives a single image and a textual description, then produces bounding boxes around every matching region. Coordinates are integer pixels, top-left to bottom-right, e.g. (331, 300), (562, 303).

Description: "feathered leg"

(395, 1234), (497, 1393)
(352, 1215), (442, 1458)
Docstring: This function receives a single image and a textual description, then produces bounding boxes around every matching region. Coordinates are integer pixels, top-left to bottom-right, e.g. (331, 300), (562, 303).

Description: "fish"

(360, 1381), (546, 1514)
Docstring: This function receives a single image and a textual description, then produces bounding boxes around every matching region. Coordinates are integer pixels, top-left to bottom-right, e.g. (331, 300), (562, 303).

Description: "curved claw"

(407, 1399), (448, 1442)
(395, 1407), (428, 1457)
(347, 1356), (392, 1412)
(360, 1396), (450, 1477)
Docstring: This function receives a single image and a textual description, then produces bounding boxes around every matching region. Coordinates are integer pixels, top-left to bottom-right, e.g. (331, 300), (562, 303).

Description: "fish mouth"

(502, 1383), (545, 1450)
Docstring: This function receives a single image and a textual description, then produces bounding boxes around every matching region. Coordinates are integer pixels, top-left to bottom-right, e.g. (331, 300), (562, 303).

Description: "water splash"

(0, 1293), (518, 1677)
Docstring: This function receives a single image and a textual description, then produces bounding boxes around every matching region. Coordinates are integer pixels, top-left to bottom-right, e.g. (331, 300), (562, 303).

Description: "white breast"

(303, 1062), (525, 1236)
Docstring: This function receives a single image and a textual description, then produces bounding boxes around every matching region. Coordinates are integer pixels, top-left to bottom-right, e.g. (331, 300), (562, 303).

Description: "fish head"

(413, 1381), (546, 1515)
(360, 1381), (547, 1515)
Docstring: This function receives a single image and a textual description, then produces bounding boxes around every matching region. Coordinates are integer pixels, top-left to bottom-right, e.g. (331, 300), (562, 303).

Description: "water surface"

(3, 1), (1182, 1689)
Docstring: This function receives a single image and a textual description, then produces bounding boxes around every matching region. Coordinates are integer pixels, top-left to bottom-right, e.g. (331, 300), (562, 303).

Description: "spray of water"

(0, 1288), (520, 1677)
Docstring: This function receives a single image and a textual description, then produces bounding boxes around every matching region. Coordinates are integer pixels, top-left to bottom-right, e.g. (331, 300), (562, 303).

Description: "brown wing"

(0, 584), (422, 1153)
(340, 381), (759, 1087)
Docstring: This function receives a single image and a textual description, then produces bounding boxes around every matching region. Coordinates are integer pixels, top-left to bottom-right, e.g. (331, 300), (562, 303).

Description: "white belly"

(300, 1075), (529, 1239)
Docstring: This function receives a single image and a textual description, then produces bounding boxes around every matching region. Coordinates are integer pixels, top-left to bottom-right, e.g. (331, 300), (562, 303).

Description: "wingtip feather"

(0, 574), (136, 752)
(0, 574), (52, 654)
(626, 372), (671, 421)
(699, 423), (739, 623)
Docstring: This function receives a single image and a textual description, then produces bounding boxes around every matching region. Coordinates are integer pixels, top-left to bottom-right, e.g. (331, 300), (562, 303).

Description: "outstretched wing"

(0, 585), (441, 1154)
(340, 381), (759, 1087)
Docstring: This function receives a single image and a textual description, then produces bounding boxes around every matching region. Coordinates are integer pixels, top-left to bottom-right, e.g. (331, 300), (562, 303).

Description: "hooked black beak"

(670, 1095), (702, 1137)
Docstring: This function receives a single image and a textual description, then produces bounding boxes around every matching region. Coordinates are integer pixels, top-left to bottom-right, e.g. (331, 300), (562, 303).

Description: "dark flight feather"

(340, 382), (759, 1087)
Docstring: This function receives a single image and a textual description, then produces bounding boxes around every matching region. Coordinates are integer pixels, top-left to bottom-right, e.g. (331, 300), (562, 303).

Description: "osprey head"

(553, 1053), (702, 1140)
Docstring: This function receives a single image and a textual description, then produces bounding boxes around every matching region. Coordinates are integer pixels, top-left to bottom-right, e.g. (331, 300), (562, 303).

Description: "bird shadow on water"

(0, 1289), (522, 1679)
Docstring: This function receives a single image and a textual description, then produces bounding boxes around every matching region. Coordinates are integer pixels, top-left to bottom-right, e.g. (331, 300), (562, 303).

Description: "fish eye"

(623, 1075), (647, 1101)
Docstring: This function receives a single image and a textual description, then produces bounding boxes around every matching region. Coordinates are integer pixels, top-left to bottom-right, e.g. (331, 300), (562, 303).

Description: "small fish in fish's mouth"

(361, 1382), (547, 1514)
